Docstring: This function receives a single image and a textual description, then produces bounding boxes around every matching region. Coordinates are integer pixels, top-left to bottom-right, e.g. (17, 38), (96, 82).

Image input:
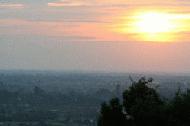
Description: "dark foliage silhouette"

(98, 77), (190, 126)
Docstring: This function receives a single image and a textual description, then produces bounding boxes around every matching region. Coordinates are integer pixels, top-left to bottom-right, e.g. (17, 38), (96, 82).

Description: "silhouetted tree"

(98, 98), (126, 126)
(98, 77), (189, 126)
(168, 89), (190, 126)
(123, 77), (164, 126)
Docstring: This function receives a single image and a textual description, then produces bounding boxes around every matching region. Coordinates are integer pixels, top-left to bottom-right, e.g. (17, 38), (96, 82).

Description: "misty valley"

(0, 71), (189, 126)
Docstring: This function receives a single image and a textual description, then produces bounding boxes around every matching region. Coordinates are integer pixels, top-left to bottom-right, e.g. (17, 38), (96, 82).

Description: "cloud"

(0, 18), (130, 42)
(48, 0), (92, 7)
(0, 3), (24, 9)
(0, 19), (97, 41)
(47, 0), (130, 7)
(48, 0), (190, 7)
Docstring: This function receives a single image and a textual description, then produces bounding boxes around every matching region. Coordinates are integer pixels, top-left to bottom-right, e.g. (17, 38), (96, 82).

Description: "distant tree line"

(98, 77), (190, 126)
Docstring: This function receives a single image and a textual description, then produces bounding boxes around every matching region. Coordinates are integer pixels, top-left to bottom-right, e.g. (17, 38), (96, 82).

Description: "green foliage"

(98, 77), (190, 126)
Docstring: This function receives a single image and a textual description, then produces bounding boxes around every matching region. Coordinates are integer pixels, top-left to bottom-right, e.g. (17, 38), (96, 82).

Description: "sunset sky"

(1, 0), (190, 73)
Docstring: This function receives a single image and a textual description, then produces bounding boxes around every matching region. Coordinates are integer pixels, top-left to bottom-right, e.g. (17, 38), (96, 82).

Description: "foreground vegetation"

(98, 77), (190, 126)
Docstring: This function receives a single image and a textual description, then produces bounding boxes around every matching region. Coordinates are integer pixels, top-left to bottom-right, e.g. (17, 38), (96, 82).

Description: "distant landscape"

(1, 0), (190, 125)
(0, 70), (189, 126)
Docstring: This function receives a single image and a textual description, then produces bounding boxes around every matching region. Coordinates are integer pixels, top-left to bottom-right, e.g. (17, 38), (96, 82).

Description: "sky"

(1, 0), (190, 73)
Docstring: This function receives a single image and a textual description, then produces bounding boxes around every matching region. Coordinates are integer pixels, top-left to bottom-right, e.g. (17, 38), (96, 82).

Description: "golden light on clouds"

(113, 10), (190, 42)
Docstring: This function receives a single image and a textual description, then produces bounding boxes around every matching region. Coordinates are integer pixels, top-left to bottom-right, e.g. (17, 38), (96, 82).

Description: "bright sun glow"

(113, 11), (190, 42)
(131, 12), (178, 42)
(135, 12), (174, 34)
(115, 11), (184, 42)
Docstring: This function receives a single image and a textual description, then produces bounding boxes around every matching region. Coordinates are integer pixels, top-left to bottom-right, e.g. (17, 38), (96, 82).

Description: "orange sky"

(0, 0), (190, 73)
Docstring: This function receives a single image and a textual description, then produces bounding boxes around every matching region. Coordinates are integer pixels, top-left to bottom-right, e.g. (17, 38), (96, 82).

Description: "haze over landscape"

(1, 1), (190, 126)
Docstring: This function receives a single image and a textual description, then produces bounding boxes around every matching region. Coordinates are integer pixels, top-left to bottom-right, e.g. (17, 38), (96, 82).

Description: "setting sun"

(130, 12), (178, 42)
(134, 12), (175, 34)
(115, 11), (190, 42)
